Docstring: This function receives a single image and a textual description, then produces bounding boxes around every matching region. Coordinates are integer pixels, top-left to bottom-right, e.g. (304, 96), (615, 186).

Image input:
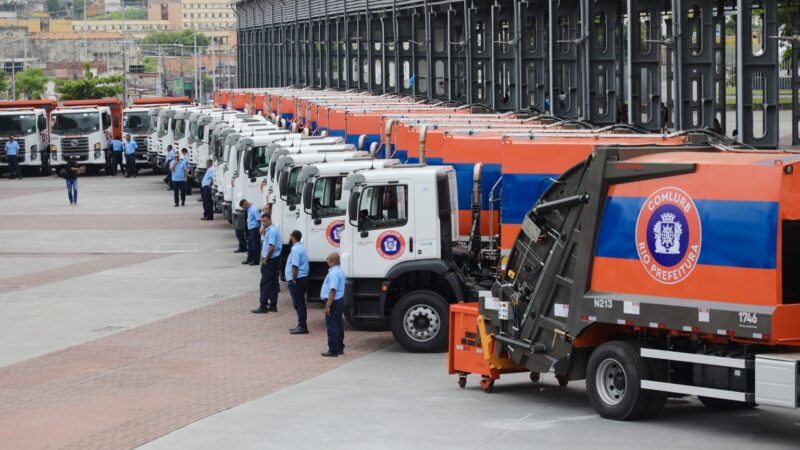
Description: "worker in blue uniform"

(109, 136), (124, 176)
(124, 134), (138, 178)
(286, 230), (310, 334)
(253, 212), (282, 314)
(200, 159), (215, 220)
(240, 199), (261, 265)
(320, 252), (345, 357)
(4, 136), (21, 179)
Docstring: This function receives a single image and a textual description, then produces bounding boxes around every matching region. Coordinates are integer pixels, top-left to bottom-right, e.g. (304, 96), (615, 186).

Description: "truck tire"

(586, 341), (659, 421)
(390, 290), (449, 353)
(698, 396), (756, 411)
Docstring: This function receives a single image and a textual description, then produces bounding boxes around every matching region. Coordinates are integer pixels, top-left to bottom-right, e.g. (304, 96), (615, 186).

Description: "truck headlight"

(94, 143), (101, 150)
(31, 145), (37, 159)
(51, 144), (57, 152)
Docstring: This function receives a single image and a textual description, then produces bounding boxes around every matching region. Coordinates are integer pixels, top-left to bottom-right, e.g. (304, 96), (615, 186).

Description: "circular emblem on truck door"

(376, 230), (406, 260)
(326, 220), (345, 247)
(635, 187), (702, 284)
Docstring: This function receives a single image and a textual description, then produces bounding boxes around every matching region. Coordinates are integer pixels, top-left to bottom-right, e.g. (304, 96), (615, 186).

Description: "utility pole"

(193, 30), (199, 102)
(211, 36), (217, 94)
(83, 0), (88, 61)
(11, 56), (16, 100)
(122, 0), (128, 106)
(157, 44), (164, 96)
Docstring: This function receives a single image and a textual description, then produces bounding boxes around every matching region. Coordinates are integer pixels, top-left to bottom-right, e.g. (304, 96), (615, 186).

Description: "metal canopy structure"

(234, 0), (797, 149)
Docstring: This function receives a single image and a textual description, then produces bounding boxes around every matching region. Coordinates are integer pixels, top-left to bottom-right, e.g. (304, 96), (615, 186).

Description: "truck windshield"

(174, 119), (185, 136)
(52, 112), (100, 134)
(287, 167), (303, 205)
(123, 112), (149, 133)
(0, 114), (36, 136)
(312, 176), (346, 218)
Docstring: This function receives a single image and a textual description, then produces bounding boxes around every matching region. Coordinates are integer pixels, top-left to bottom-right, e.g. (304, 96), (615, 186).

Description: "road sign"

(171, 77), (184, 93)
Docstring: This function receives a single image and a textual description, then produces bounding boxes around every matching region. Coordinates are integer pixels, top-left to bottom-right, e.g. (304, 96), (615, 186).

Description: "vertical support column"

(711, 1), (726, 132)
(678, 1), (715, 130)
(737, 0), (779, 148)
(367, 2), (374, 92)
(792, 12), (800, 145)
(431, 5), (449, 100)
(469, 0), (491, 106)
(627, 0), (661, 130)
(519, 0), (548, 112)
(464, 0), (473, 104)
(492, 0), (516, 110)
(393, 1), (401, 94)
(552, 0), (581, 118)
(587, 0), (617, 124)
(397, 13), (414, 95)
(425, 0), (433, 100)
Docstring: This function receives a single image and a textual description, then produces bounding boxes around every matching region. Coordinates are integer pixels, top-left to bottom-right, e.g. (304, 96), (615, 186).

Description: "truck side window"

(358, 184), (408, 230)
(287, 167), (303, 205)
(313, 176), (346, 218)
(255, 147), (270, 176)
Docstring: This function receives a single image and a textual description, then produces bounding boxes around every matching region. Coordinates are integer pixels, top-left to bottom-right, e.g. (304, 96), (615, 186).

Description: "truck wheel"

(698, 396), (756, 411)
(390, 290), (449, 353)
(586, 341), (657, 421)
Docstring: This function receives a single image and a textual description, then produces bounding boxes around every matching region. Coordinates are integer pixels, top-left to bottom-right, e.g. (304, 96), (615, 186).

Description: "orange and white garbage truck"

(450, 142), (800, 420)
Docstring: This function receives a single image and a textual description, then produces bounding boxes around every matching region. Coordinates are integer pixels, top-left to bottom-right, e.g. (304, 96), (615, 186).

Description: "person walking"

(4, 136), (21, 179)
(124, 134), (138, 178)
(253, 212), (282, 314)
(286, 230), (310, 334)
(109, 136), (124, 176)
(170, 153), (188, 207)
(320, 252), (345, 357)
(181, 149), (193, 195)
(164, 145), (175, 189)
(64, 156), (85, 205)
(240, 199), (261, 265)
(200, 159), (215, 220)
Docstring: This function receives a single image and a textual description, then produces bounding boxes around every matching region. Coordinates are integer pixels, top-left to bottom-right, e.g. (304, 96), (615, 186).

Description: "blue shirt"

(201, 166), (215, 187)
(4, 140), (19, 156)
(171, 158), (187, 181)
(111, 139), (123, 152)
(166, 149), (174, 163)
(285, 242), (309, 281)
(320, 265), (345, 301)
(125, 140), (137, 155)
(261, 223), (282, 259)
(246, 204), (261, 230)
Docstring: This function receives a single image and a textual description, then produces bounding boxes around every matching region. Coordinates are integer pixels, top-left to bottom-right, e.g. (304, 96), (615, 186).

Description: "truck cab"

(340, 165), (460, 351)
(215, 123), (276, 219)
(50, 106), (113, 172)
(297, 158), (400, 301)
(0, 105), (52, 175)
(122, 106), (152, 168)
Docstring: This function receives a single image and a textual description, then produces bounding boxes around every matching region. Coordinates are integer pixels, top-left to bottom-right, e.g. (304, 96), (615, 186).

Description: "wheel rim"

(402, 304), (441, 343)
(595, 358), (627, 406)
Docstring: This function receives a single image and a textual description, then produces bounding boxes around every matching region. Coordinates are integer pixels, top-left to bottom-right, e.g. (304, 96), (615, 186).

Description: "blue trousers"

(259, 257), (280, 308)
(7, 155), (20, 178)
(125, 153), (136, 176)
(201, 186), (213, 219)
(325, 301), (344, 354)
(289, 277), (308, 329)
(66, 179), (78, 204)
(246, 227), (260, 264)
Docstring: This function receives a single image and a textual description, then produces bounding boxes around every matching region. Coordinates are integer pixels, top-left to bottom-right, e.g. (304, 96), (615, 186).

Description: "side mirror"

(348, 192), (360, 226)
(278, 171), (289, 198)
(302, 182), (313, 214)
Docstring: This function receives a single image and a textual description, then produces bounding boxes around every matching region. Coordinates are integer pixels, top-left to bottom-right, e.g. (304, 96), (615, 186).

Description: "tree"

(143, 30), (210, 56)
(47, 0), (60, 13)
(15, 69), (48, 100)
(0, 71), (7, 98)
(55, 64), (123, 100)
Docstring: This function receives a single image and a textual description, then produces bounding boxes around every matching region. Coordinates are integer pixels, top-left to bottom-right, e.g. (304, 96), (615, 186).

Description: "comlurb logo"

(326, 220), (345, 247)
(376, 230), (405, 260)
(635, 187), (702, 284)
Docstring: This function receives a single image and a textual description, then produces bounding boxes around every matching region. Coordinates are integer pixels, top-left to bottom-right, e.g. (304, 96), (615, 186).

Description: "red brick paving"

(0, 253), (170, 296)
(0, 214), (230, 230)
(0, 290), (394, 450)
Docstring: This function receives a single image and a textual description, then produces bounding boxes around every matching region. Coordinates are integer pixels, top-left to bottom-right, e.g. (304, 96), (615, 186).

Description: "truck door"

(306, 175), (348, 255)
(279, 165), (305, 243)
(350, 181), (415, 278)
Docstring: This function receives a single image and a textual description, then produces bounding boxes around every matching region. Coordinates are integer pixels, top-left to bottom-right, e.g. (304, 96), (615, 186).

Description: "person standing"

(124, 134), (138, 178)
(181, 149), (193, 195)
(109, 136), (124, 176)
(239, 199), (261, 265)
(320, 252), (345, 357)
(64, 156), (85, 205)
(170, 153), (188, 207)
(286, 230), (310, 334)
(558, 90), (567, 112)
(4, 136), (21, 179)
(200, 159), (215, 220)
(253, 212), (282, 314)
(164, 145), (174, 189)
(660, 102), (670, 133)
(544, 93), (551, 115)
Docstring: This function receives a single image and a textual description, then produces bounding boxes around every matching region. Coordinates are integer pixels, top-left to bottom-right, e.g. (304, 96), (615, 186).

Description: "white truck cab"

(122, 106), (152, 168)
(340, 165), (460, 352)
(50, 106), (113, 172)
(296, 158), (401, 300)
(0, 108), (50, 175)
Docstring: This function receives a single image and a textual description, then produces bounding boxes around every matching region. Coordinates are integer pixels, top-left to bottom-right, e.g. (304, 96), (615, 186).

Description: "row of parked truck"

(212, 87), (800, 421)
(0, 96), (191, 176)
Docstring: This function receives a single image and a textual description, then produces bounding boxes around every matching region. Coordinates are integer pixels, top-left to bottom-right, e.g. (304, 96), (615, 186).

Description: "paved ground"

(0, 169), (799, 450)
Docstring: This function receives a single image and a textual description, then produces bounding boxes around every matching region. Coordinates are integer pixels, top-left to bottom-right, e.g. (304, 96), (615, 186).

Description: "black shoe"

(290, 328), (309, 335)
(124, 175), (130, 178)
(268, 305), (278, 312)
(166, 187), (172, 191)
(241, 260), (251, 265)
(234, 249), (246, 253)
(251, 307), (269, 314)
(248, 262), (258, 266)
(181, 202), (185, 206)
(320, 351), (338, 357)
(174, 204), (179, 207)
(337, 350), (344, 355)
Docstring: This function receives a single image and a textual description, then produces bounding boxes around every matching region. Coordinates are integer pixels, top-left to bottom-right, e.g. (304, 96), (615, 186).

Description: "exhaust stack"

(469, 163), (483, 264)
(419, 125), (427, 165)
(384, 119), (396, 158)
(358, 134), (367, 151)
(369, 142), (380, 157)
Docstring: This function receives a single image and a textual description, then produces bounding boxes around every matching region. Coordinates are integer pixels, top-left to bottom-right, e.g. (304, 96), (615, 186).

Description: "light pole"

(122, 0), (128, 106)
(193, 29), (199, 102)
